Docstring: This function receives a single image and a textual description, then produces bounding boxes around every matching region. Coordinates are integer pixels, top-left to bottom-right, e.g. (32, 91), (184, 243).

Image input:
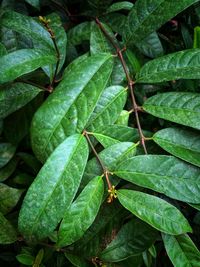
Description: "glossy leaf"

(117, 189), (192, 234)
(115, 110), (130, 126)
(0, 183), (23, 214)
(107, 2), (133, 13)
(100, 218), (158, 262)
(68, 22), (91, 46)
(153, 127), (200, 167)
(86, 86), (127, 132)
(18, 134), (89, 240)
(123, 0), (199, 45)
(0, 212), (17, 244)
(31, 54), (113, 162)
(143, 92), (200, 130)
(136, 49), (200, 83)
(58, 176), (104, 247)
(115, 155), (200, 203)
(0, 82), (41, 119)
(0, 49), (56, 84)
(162, 233), (200, 267)
(0, 143), (16, 168)
(92, 132), (120, 148)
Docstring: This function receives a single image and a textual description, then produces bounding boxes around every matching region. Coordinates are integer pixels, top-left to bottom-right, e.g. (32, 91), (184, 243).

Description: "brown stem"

(16, 79), (50, 92)
(95, 18), (148, 154)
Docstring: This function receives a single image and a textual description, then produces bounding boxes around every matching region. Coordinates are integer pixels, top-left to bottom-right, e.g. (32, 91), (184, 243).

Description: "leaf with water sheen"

(117, 189), (192, 234)
(58, 176), (104, 247)
(0, 49), (56, 84)
(143, 92), (200, 130)
(162, 233), (200, 267)
(153, 128), (200, 167)
(0, 212), (17, 244)
(31, 53), (113, 162)
(115, 155), (200, 203)
(123, 0), (199, 45)
(100, 218), (158, 262)
(18, 134), (89, 240)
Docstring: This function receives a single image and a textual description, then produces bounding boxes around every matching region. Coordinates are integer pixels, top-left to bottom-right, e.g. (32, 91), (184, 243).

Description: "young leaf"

(162, 233), (200, 267)
(0, 212), (17, 244)
(0, 82), (41, 119)
(123, 0), (199, 45)
(117, 189), (192, 234)
(57, 176), (104, 247)
(136, 49), (200, 83)
(100, 218), (158, 262)
(18, 134), (89, 240)
(0, 49), (56, 84)
(153, 127), (200, 167)
(0, 143), (16, 168)
(31, 53), (113, 162)
(143, 92), (200, 130)
(115, 155), (200, 203)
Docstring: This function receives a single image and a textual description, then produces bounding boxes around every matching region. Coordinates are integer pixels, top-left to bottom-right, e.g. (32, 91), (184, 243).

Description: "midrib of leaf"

(29, 135), (84, 236)
(144, 105), (200, 115)
(42, 55), (112, 158)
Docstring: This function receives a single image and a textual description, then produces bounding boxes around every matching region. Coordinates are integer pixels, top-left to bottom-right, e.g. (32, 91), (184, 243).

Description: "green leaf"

(64, 253), (90, 267)
(0, 183), (23, 214)
(100, 218), (158, 262)
(16, 254), (35, 265)
(68, 22), (91, 46)
(0, 42), (7, 56)
(123, 0), (199, 45)
(0, 49), (56, 84)
(125, 49), (141, 74)
(116, 255), (143, 267)
(107, 2), (133, 13)
(0, 212), (17, 244)
(86, 86), (127, 132)
(31, 53), (113, 162)
(193, 26), (200, 48)
(57, 176), (104, 247)
(33, 249), (44, 267)
(25, 0), (40, 9)
(115, 155), (200, 203)
(0, 157), (18, 182)
(115, 110), (130, 126)
(117, 189), (192, 234)
(18, 134), (89, 240)
(162, 233), (200, 267)
(136, 49), (200, 83)
(18, 153), (41, 175)
(0, 143), (16, 168)
(153, 127), (200, 167)
(91, 132), (120, 148)
(0, 82), (41, 119)
(143, 92), (200, 130)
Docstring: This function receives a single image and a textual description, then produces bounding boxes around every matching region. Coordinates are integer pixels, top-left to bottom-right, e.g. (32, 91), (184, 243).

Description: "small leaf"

(117, 189), (192, 234)
(136, 49), (200, 83)
(0, 82), (41, 119)
(115, 155), (200, 203)
(143, 92), (200, 130)
(106, 2), (133, 13)
(193, 26), (200, 48)
(16, 254), (35, 265)
(153, 127), (200, 167)
(92, 132), (120, 148)
(162, 233), (200, 267)
(0, 212), (17, 244)
(33, 249), (44, 267)
(25, 0), (40, 9)
(58, 176), (104, 247)
(0, 143), (16, 168)
(100, 218), (158, 262)
(18, 134), (89, 240)
(0, 49), (56, 84)
(0, 157), (18, 182)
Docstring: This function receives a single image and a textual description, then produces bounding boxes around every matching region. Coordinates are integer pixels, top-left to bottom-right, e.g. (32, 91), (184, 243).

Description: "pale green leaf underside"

(143, 92), (200, 130)
(153, 127), (200, 167)
(18, 134), (89, 240)
(136, 49), (200, 83)
(115, 155), (200, 203)
(31, 53), (113, 162)
(117, 189), (192, 235)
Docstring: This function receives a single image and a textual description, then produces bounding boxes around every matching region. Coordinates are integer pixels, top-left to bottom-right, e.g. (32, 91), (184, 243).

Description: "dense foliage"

(1, 0), (200, 266)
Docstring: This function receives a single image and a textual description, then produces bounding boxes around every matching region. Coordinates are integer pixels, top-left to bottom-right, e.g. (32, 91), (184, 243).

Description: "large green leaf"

(115, 155), (200, 203)
(31, 53), (113, 162)
(162, 233), (200, 267)
(57, 176), (104, 247)
(117, 189), (192, 234)
(0, 143), (16, 168)
(136, 49), (200, 83)
(0, 212), (17, 244)
(123, 0), (199, 45)
(100, 218), (158, 262)
(0, 183), (23, 214)
(18, 134), (89, 240)
(0, 49), (56, 84)
(143, 92), (200, 129)
(0, 82), (41, 119)
(86, 86), (127, 132)
(153, 128), (200, 167)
